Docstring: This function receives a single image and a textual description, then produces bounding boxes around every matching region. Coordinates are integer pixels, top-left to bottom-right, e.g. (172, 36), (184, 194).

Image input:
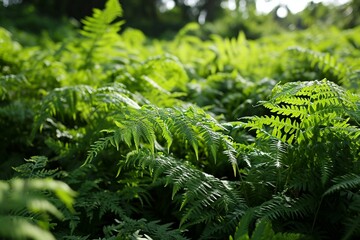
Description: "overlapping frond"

(285, 47), (348, 85)
(31, 83), (140, 138)
(86, 105), (238, 173)
(123, 149), (247, 237)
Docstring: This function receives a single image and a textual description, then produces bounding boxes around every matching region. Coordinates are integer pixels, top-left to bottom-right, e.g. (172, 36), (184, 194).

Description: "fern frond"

(93, 191), (127, 219)
(230, 209), (255, 240)
(79, 0), (124, 67)
(138, 54), (189, 92)
(199, 202), (248, 236)
(0, 74), (28, 100)
(0, 178), (76, 240)
(230, 213), (303, 240)
(85, 105), (238, 171)
(318, 157), (334, 187)
(104, 217), (189, 240)
(285, 47), (348, 85)
(342, 195), (360, 240)
(0, 216), (56, 240)
(13, 156), (59, 178)
(32, 85), (94, 135)
(114, 113), (157, 153)
(244, 79), (360, 145)
(168, 108), (200, 159)
(342, 214), (360, 240)
(257, 193), (316, 221)
(32, 83), (141, 145)
(124, 149), (246, 236)
(80, 0), (123, 39)
(246, 115), (300, 144)
(323, 173), (360, 196)
(162, 106), (237, 169)
(95, 83), (140, 110)
(85, 137), (112, 164)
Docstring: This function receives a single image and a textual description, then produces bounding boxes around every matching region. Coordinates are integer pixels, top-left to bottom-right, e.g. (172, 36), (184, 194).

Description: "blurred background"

(0, 0), (359, 42)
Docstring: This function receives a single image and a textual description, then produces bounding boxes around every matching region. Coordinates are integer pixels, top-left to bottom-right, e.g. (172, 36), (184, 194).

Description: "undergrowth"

(0, 0), (360, 239)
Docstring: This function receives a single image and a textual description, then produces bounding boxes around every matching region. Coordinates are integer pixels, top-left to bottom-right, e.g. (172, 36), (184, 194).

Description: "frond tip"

(80, 0), (123, 38)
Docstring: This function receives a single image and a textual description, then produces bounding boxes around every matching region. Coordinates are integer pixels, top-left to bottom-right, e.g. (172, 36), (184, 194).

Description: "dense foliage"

(1, 0), (360, 239)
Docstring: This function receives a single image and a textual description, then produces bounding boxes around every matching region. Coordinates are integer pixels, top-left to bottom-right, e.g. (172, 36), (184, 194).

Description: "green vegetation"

(1, 0), (360, 239)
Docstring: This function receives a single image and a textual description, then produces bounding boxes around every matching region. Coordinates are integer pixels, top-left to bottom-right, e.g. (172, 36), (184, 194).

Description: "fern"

(86, 105), (238, 174)
(123, 149), (247, 238)
(230, 215), (303, 240)
(257, 193), (317, 221)
(32, 83), (141, 130)
(80, 0), (124, 68)
(13, 156), (60, 179)
(230, 209), (255, 240)
(2, 1), (360, 239)
(234, 138), (288, 207)
(30, 83), (142, 158)
(318, 174), (360, 239)
(284, 47), (348, 85)
(0, 74), (28, 100)
(189, 71), (275, 121)
(113, 55), (188, 107)
(95, 83), (141, 110)
(80, 0), (123, 39)
(0, 100), (35, 168)
(240, 79), (360, 239)
(323, 173), (360, 196)
(104, 218), (189, 240)
(58, 161), (155, 238)
(342, 194), (360, 240)
(245, 79), (360, 145)
(0, 178), (76, 240)
(0, 28), (21, 75)
(136, 54), (189, 92)
(32, 85), (94, 134)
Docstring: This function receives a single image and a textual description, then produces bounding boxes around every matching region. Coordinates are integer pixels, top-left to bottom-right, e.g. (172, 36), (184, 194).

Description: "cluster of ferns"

(0, 0), (360, 239)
